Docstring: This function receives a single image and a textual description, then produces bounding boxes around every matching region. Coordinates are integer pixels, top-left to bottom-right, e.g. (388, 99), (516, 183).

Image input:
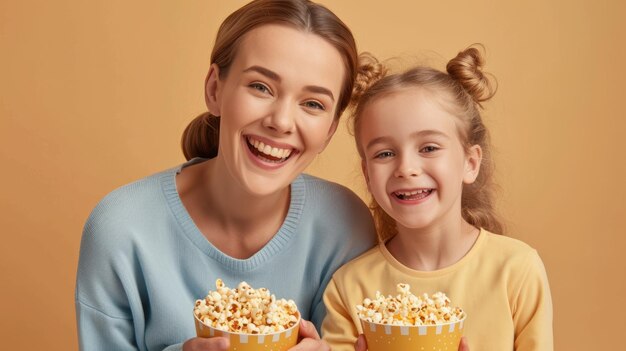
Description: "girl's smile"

(391, 188), (436, 204)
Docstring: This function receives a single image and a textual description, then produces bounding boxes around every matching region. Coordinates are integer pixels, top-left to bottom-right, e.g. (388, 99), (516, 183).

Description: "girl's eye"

(375, 151), (394, 159)
(303, 100), (325, 110)
(249, 83), (271, 95)
(421, 145), (439, 153)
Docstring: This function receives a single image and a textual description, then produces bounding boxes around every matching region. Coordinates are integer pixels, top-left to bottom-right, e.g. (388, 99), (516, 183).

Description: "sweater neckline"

(378, 228), (488, 277)
(160, 158), (306, 272)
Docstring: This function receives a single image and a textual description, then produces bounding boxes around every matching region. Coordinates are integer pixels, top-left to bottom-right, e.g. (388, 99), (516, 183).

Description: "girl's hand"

(289, 319), (330, 351)
(354, 334), (470, 351)
(458, 336), (469, 351)
(182, 336), (229, 351)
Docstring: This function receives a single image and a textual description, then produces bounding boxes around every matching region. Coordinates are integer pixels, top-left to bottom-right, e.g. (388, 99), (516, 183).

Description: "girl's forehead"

(357, 88), (463, 143)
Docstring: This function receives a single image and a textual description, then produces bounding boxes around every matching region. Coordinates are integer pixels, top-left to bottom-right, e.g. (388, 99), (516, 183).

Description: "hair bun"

(446, 44), (496, 106)
(351, 52), (387, 106)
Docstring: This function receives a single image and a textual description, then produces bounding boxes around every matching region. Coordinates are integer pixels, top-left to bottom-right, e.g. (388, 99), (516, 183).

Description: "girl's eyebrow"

(409, 130), (450, 139)
(365, 130), (449, 151)
(365, 136), (392, 151)
(243, 65), (335, 102)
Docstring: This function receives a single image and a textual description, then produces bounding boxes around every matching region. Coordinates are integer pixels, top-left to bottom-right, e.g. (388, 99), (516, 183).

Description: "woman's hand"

(354, 334), (470, 351)
(182, 336), (229, 351)
(182, 319), (330, 351)
(289, 319), (330, 351)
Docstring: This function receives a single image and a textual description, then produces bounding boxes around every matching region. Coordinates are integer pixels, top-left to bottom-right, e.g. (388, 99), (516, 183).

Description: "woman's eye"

(421, 146), (439, 153)
(375, 151), (394, 159)
(303, 100), (325, 110)
(249, 83), (271, 95)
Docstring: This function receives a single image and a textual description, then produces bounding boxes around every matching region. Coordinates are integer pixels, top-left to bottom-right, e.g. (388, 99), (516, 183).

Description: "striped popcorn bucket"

(194, 313), (300, 351)
(360, 316), (466, 351)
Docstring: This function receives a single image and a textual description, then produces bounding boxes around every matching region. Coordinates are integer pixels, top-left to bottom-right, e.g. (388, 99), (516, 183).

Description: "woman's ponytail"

(181, 112), (220, 160)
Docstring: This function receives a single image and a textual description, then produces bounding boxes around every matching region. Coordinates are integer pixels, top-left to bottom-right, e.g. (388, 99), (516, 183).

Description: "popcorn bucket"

(194, 313), (300, 351)
(360, 315), (466, 351)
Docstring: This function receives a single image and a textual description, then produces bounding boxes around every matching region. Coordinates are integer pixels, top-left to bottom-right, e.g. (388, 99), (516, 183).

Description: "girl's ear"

(205, 64), (222, 116)
(463, 144), (482, 184)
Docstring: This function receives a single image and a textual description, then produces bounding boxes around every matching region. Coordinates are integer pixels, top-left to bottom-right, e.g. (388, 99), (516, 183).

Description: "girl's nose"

(393, 156), (422, 178)
(263, 100), (295, 135)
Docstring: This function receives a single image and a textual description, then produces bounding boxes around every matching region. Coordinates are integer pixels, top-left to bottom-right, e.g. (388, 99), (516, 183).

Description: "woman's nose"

(263, 99), (296, 135)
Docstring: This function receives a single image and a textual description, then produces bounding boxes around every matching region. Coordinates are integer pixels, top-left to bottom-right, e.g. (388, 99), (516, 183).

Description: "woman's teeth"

(247, 137), (293, 161)
(395, 189), (433, 200)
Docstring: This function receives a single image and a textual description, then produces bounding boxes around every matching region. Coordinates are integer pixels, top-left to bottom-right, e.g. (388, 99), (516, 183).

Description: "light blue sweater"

(75, 160), (377, 351)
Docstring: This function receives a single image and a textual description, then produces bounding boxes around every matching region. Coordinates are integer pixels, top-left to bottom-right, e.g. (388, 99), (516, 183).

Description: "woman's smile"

(244, 135), (299, 167)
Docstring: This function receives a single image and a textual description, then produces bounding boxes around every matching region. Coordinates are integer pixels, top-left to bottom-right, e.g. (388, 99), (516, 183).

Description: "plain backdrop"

(1, 0), (625, 349)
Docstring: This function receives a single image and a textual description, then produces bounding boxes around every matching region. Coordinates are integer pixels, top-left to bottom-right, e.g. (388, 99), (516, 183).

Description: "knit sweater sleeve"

(301, 175), (377, 330)
(511, 250), (554, 351)
(75, 191), (145, 351)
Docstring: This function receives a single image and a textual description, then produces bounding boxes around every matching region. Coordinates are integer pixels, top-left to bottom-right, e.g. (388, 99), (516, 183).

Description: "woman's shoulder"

(298, 174), (366, 206)
(298, 174), (372, 221)
(296, 174), (377, 243)
(83, 167), (176, 236)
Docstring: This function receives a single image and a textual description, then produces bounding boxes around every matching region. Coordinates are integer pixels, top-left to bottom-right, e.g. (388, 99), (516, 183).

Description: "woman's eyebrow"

(243, 65), (281, 82)
(304, 85), (335, 102)
(243, 65), (335, 102)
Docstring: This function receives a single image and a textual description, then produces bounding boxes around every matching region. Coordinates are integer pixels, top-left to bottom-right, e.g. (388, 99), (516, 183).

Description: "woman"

(75, 1), (377, 350)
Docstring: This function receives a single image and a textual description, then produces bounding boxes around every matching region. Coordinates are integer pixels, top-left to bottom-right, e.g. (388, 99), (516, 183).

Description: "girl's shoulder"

(482, 230), (537, 254)
(480, 230), (546, 272)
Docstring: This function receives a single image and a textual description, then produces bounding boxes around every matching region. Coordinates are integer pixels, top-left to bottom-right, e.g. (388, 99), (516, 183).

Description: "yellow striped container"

(360, 316), (466, 351)
(194, 313), (300, 351)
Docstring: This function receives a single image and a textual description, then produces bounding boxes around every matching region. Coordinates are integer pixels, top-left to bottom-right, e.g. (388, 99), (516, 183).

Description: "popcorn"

(194, 279), (300, 334)
(356, 284), (465, 326)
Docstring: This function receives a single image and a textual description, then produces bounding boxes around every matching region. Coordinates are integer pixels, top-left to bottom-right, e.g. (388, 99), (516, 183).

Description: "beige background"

(1, 0), (625, 349)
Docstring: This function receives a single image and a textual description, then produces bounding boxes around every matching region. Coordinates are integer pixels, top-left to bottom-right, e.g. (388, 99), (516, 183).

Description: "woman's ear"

(319, 119), (340, 153)
(463, 144), (482, 184)
(205, 64), (222, 116)
(361, 159), (371, 191)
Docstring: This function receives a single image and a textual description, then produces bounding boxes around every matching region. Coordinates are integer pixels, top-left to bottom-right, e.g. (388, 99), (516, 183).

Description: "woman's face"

(207, 24), (344, 196)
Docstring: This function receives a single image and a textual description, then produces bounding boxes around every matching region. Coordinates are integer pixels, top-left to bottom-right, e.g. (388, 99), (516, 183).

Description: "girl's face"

(206, 24), (344, 196)
(358, 88), (481, 232)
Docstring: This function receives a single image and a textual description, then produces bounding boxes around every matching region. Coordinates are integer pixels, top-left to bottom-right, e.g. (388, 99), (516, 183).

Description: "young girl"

(75, 1), (377, 350)
(322, 47), (553, 350)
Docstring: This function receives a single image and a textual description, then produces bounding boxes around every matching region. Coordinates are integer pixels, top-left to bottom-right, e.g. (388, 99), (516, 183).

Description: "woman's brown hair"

(352, 46), (505, 241)
(182, 0), (359, 160)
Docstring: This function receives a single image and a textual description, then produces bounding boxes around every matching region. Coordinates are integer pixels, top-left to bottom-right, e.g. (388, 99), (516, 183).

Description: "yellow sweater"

(322, 229), (553, 351)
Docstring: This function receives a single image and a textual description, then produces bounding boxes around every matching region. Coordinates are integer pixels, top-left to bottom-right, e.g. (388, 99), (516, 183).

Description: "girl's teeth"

(396, 189), (433, 199)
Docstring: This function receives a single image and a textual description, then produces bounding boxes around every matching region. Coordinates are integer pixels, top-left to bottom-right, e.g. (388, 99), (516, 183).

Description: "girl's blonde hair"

(181, 0), (359, 160)
(351, 45), (505, 241)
